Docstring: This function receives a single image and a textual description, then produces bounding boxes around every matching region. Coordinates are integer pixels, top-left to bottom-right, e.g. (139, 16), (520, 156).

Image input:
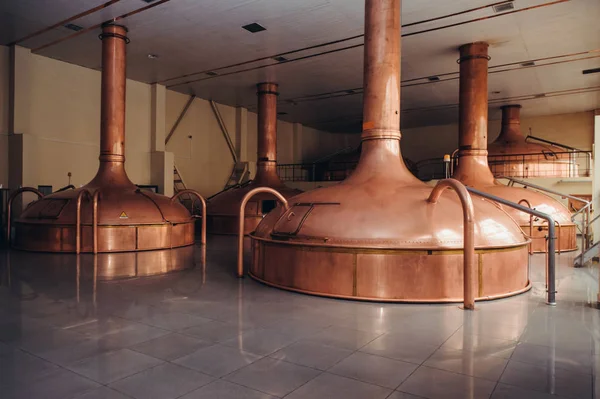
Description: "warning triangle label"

(119, 211), (128, 219)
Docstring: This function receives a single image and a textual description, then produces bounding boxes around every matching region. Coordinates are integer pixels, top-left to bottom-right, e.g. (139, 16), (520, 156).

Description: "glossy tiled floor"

(1, 237), (599, 399)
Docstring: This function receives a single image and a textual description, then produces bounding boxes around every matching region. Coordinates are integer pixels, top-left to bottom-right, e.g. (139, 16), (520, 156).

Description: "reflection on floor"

(0, 236), (599, 399)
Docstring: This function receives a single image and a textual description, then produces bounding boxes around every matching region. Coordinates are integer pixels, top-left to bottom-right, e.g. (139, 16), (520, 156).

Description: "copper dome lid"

(247, 0), (529, 303)
(452, 43), (576, 252)
(12, 23), (195, 253)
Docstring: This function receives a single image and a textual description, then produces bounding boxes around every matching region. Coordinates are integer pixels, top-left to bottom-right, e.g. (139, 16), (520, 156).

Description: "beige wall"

(0, 46), (9, 187)
(402, 111), (595, 163)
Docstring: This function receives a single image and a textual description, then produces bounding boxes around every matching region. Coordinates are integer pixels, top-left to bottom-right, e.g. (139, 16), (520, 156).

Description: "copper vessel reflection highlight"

(452, 43), (576, 253)
(207, 83), (301, 235)
(488, 105), (577, 178)
(10, 22), (200, 257)
(245, 0), (530, 303)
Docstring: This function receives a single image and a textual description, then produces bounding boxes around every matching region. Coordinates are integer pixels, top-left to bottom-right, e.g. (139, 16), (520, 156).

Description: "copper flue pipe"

(171, 189), (207, 264)
(99, 22), (128, 165)
(362, 0), (401, 141)
(458, 42), (490, 152)
(256, 82), (278, 170)
(499, 104), (523, 141)
(428, 179), (476, 310)
(238, 187), (289, 277)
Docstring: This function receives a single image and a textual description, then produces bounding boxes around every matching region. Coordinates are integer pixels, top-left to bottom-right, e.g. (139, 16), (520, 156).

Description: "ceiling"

(1, 0), (599, 132)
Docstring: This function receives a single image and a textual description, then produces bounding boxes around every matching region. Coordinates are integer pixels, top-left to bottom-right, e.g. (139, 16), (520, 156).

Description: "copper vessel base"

(249, 238), (530, 303)
(12, 221), (195, 253)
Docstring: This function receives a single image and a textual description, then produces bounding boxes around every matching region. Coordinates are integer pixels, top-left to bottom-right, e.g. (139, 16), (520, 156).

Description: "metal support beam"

(165, 94), (195, 145)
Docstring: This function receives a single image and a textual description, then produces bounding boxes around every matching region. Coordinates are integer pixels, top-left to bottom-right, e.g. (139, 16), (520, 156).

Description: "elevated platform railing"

(502, 176), (592, 255)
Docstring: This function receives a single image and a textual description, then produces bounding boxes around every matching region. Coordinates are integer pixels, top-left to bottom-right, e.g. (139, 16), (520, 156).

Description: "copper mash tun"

(8, 23), (200, 267)
(245, 0), (530, 302)
(207, 83), (301, 235)
(488, 104), (578, 178)
(452, 43), (576, 253)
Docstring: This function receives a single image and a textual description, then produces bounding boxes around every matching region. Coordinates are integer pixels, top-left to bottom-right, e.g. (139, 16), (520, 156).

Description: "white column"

(149, 83), (173, 195)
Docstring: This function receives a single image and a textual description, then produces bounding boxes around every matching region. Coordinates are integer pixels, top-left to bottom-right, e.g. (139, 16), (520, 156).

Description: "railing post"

(238, 187), (289, 278)
(171, 189), (207, 264)
(6, 187), (44, 246)
(75, 189), (93, 254)
(428, 179), (476, 310)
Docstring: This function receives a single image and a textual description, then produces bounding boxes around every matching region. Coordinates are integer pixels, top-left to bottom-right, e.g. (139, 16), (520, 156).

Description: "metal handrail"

(6, 187), (44, 245)
(237, 187), (289, 278)
(501, 175), (592, 252)
(55, 184), (76, 193)
(525, 135), (585, 152)
(467, 187), (557, 305)
(171, 189), (207, 264)
(428, 179), (475, 310)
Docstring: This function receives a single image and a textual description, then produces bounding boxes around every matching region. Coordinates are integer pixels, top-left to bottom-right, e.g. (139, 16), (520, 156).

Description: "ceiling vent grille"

(520, 61), (535, 67)
(64, 23), (83, 31)
(534, 93), (546, 98)
(493, 1), (515, 13)
(242, 23), (266, 33)
(142, 0), (158, 3)
(206, 71), (218, 76)
(272, 56), (288, 62)
(277, 112), (288, 115)
(427, 76), (440, 82)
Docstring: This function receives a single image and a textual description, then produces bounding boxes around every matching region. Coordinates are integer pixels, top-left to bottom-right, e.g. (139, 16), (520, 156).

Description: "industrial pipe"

(518, 199), (534, 255)
(75, 189), (93, 254)
(171, 189), (207, 264)
(467, 187), (557, 305)
(6, 187), (44, 245)
(428, 179), (475, 309)
(238, 187), (289, 277)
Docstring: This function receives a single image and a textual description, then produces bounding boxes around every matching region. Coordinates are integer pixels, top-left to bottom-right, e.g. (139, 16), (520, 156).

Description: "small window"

(37, 185), (52, 195)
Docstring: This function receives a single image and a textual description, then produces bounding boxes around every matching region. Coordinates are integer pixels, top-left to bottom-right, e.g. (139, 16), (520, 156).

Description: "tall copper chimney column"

(453, 42), (495, 186)
(453, 43), (577, 253)
(90, 22), (132, 188)
(351, 0), (418, 185)
(255, 83), (280, 185)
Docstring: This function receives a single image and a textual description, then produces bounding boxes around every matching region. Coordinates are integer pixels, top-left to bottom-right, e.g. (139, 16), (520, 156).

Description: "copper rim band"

(98, 32), (130, 43)
(361, 128), (401, 141)
(457, 54), (491, 63)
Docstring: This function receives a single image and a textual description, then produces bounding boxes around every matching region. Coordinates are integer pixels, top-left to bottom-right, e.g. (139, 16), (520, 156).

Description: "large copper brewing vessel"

(247, 0), (530, 302)
(12, 23), (195, 253)
(488, 105), (577, 178)
(207, 83), (301, 235)
(453, 43), (576, 253)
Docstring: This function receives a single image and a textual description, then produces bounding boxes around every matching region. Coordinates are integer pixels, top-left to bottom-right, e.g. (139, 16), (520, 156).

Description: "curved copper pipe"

(93, 191), (99, 254)
(428, 179), (475, 310)
(6, 187), (44, 246)
(172, 189), (207, 264)
(75, 189), (93, 254)
(238, 187), (289, 277)
(518, 199), (534, 255)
